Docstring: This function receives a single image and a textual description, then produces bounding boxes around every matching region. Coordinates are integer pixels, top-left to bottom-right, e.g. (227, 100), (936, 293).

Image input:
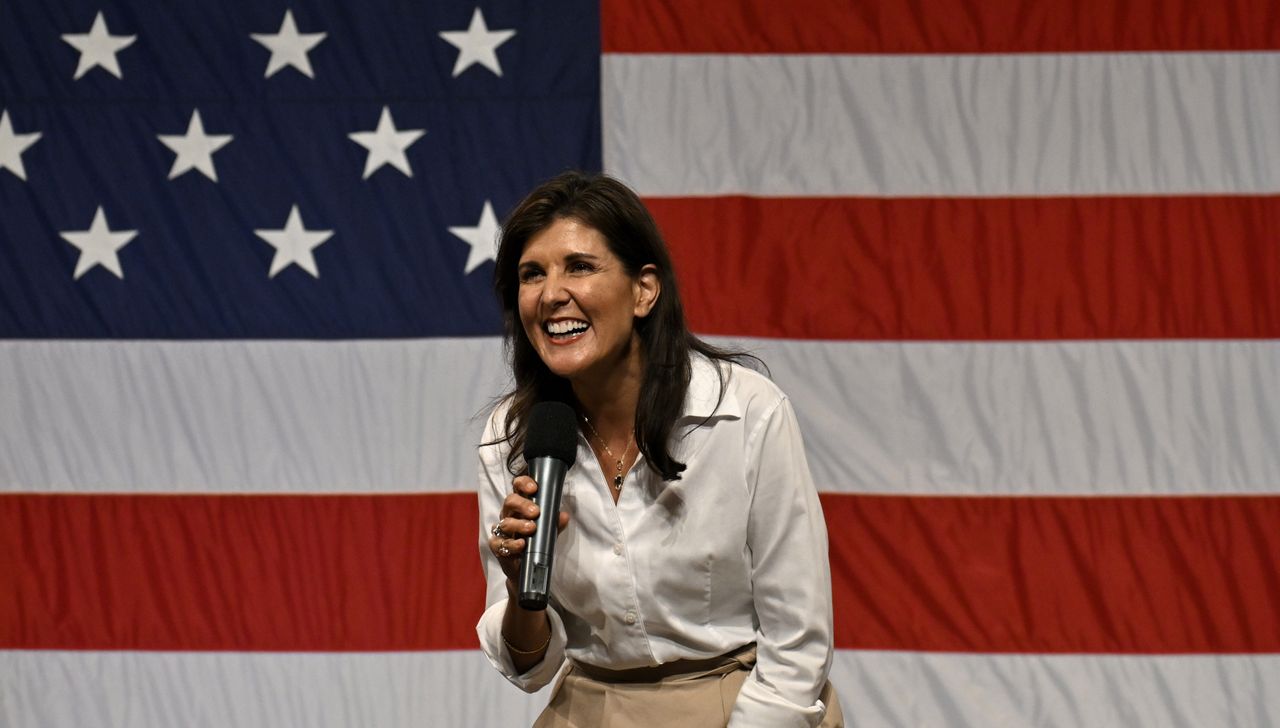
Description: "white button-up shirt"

(476, 355), (834, 727)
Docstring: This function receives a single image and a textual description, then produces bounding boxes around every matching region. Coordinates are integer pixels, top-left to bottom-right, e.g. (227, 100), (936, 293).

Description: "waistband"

(571, 643), (757, 684)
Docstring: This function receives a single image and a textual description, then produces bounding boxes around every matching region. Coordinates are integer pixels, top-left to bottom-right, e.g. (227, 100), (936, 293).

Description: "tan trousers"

(532, 646), (844, 727)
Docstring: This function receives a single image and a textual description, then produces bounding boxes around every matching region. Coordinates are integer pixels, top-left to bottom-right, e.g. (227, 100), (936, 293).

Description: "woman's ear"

(633, 264), (660, 318)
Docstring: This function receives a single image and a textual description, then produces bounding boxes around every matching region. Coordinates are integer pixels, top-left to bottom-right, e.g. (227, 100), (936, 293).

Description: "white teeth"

(547, 320), (589, 336)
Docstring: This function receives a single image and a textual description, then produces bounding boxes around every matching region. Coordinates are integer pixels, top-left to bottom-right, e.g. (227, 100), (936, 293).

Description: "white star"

(438, 8), (516, 78)
(157, 110), (233, 182)
(254, 205), (333, 278)
(0, 109), (42, 181)
(60, 207), (137, 280)
(448, 200), (500, 274)
(251, 10), (327, 79)
(61, 12), (136, 80)
(348, 106), (426, 179)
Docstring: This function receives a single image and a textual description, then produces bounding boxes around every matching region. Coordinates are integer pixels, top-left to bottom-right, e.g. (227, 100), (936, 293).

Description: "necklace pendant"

(613, 474), (623, 489)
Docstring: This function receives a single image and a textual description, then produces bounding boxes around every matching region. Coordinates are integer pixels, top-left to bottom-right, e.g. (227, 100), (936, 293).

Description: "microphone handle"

(517, 456), (568, 610)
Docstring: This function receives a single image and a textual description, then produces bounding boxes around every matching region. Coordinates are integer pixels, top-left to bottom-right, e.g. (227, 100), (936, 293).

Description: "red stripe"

(602, 0), (1280, 53)
(823, 493), (1280, 653)
(4, 493), (1279, 652)
(0, 493), (484, 651)
(647, 195), (1280, 340)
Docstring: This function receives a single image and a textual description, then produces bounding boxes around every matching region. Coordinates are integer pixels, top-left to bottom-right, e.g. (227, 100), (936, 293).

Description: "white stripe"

(0, 339), (506, 493)
(829, 650), (1280, 727)
(736, 338), (1280, 495)
(603, 53), (1280, 197)
(2, 339), (1275, 494)
(3, 650), (1276, 728)
(0, 650), (547, 728)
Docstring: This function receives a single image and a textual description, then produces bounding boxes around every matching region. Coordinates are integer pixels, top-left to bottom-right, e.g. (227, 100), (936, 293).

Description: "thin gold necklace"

(581, 415), (634, 491)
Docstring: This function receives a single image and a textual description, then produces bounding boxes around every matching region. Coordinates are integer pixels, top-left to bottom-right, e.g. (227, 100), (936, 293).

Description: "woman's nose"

(540, 270), (571, 306)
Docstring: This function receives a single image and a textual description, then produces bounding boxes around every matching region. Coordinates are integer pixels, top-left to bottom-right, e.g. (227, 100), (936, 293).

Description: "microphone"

(517, 401), (579, 610)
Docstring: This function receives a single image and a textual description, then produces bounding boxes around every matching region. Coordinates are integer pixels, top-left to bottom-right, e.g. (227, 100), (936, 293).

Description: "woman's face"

(516, 217), (658, 385)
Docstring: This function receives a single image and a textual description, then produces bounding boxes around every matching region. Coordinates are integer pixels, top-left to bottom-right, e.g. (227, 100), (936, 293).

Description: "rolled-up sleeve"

(730, 396), (834, 727)
(474, 413), (569, 692)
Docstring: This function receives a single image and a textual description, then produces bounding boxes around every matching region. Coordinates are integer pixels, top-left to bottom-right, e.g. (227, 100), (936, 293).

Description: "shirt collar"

(679, 354), (742, 421)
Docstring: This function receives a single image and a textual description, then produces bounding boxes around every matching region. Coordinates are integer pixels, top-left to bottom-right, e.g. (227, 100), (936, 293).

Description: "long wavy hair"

(491, 170), (755, 481)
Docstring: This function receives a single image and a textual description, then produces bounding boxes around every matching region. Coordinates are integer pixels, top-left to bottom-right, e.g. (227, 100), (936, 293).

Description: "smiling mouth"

(545, 319), (590, 341)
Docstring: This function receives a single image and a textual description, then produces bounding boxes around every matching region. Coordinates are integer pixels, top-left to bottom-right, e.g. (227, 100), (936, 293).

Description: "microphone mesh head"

(524, 401), (579, 465)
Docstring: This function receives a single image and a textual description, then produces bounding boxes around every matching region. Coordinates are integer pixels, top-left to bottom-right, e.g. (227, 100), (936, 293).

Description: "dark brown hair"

(491, 170), (756, 481)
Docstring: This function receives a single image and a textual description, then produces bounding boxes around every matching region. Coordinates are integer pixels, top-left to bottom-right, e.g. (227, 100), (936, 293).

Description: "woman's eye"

(518, 268), (543, 283)
(569, 261), (594, 273)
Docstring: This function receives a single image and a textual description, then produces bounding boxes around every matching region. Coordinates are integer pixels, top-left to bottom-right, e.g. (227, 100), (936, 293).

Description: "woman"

(476, 171), (841, 727)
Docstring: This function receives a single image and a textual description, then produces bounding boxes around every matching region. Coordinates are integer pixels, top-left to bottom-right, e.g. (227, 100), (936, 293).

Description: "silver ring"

(498, 545), (511, 557)
(490, 522), (504, 538)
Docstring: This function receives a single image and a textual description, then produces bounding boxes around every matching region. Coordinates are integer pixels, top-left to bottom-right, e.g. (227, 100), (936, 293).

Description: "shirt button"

(613, 543), (623, 556)
(624, 611), (637, 625)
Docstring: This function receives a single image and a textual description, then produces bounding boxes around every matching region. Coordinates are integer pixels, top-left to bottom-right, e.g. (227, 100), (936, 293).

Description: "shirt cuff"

(475, 596), (568, 693)
(729, 671), (827, 728)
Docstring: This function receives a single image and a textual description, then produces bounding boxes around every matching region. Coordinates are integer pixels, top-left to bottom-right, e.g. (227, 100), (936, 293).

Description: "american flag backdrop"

(3, 0), (1279, 726)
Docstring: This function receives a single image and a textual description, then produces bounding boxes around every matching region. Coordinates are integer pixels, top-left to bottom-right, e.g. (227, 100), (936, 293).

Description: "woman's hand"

(489, 475), (571, 584)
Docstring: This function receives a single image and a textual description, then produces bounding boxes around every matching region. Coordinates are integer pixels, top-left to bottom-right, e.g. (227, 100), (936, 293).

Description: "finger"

(489, 535), (526, 558)
(496, 516), (536, 537)
(513, 475), (539, 496)
(502, 492), (539, 520)
(501, 491), (537, 519)
(557, 511), (571, 532)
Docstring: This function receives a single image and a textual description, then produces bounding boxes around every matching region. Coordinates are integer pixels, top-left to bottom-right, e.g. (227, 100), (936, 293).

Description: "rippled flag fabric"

(0, 1), (598, 338)
(4, 0), (1280, 727)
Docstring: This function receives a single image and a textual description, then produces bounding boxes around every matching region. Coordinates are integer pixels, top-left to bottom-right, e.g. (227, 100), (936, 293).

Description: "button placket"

(609, 484), (647, 640)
